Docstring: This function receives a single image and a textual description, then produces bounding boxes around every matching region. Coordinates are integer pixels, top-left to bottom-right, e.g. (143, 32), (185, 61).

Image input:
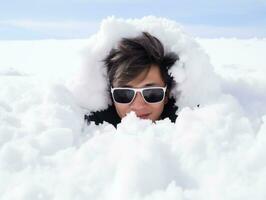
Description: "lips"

(137, 113), (150, 119)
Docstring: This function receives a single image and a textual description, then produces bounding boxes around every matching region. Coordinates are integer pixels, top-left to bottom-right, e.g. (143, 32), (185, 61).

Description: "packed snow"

(0, 17), (266, 200)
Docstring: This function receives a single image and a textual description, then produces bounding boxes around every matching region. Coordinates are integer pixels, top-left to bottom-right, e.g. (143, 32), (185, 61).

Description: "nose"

(130, 92), (146, 111)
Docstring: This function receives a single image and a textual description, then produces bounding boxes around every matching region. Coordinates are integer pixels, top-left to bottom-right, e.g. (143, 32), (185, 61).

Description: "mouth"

(137, 113), (150, 119)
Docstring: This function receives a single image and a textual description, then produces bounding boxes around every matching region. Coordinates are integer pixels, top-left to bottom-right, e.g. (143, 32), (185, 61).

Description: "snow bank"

(0, 39), (88, 80)
(0, 17), (266, 199)
(0, 67), (27, 76)
(197, 38), (266, 128)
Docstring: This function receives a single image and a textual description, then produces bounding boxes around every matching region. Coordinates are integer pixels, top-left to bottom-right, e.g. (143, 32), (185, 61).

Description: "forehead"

(123, 65), (165, 87)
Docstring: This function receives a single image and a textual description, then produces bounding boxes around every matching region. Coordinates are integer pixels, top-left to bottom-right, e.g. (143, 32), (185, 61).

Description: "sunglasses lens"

(113, 89), (135, 103)
(143, 88), (164, 103)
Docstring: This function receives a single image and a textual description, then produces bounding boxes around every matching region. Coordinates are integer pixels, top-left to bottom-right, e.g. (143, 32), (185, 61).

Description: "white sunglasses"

(111, 86), (167, 104)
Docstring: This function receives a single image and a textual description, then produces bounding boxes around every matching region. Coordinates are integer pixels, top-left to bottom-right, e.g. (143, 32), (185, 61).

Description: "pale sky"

(0, 0), (266, 39)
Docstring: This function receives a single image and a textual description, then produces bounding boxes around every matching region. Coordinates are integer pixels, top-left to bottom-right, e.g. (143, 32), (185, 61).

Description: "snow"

(197, 38), (266, 129)
(0, 17), (266, 199)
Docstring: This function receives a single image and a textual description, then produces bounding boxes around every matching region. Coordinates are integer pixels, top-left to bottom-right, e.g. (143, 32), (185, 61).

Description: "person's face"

(112, 65), (168, 122)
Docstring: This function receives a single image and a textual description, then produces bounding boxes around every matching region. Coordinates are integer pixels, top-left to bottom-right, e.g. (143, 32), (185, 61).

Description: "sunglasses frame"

(111, 86), (167, 104)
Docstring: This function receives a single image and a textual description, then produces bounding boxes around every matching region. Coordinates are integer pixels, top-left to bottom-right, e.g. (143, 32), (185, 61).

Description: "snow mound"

(1, 90), (266, 199)
(0, 67), (27, 76)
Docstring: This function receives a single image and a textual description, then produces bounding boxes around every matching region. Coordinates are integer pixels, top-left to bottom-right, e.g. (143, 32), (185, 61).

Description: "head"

(104, 32), (178, 121)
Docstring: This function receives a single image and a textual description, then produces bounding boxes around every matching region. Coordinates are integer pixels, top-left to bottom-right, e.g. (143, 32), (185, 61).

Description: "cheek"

(149, 103), (165, 119)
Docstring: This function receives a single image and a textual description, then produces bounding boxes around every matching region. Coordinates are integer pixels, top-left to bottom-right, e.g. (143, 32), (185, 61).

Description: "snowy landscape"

(0, 17), (266, 199)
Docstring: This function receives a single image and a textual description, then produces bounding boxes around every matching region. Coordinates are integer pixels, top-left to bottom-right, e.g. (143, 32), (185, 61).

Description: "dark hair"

(104, 32), (179, 91)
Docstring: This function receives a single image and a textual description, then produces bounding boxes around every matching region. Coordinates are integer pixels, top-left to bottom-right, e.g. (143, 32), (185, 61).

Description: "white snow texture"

(0, 16), (266, 200)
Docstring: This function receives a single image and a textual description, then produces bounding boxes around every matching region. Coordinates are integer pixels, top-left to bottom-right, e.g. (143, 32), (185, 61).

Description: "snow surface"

(0, 17), (266, 199)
